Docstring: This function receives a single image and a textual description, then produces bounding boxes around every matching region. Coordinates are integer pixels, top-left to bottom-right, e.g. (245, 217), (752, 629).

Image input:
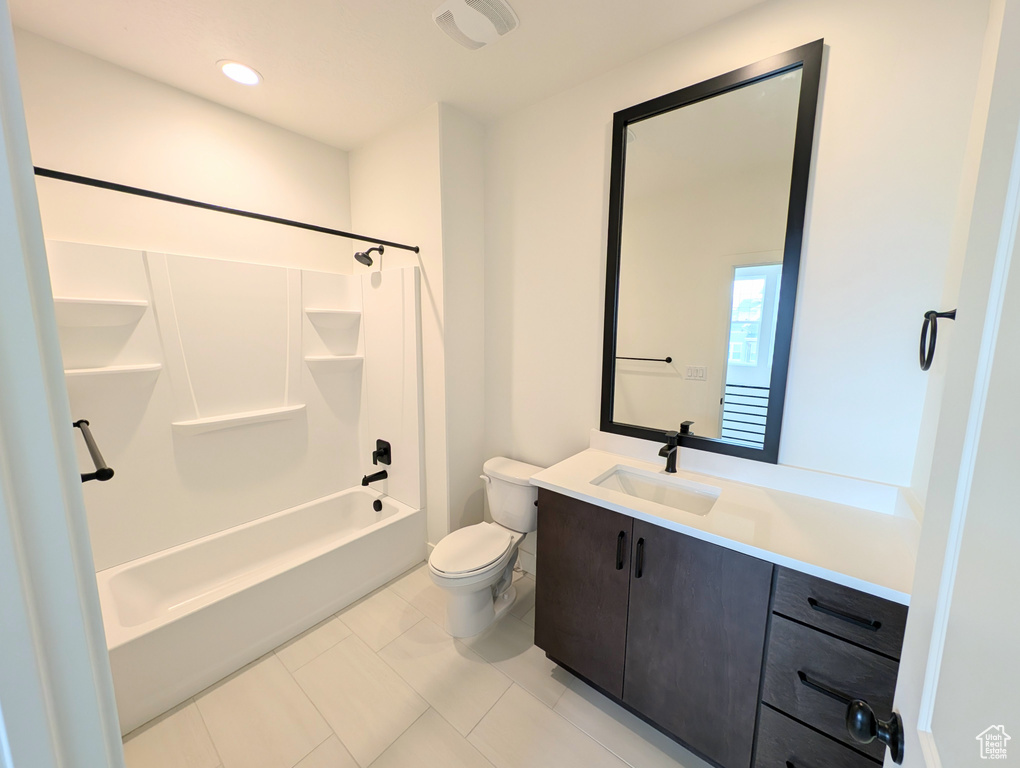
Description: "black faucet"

(659, 431), (680, 473)
(373, 439), (391, 466)
(362, 469), (388, 486)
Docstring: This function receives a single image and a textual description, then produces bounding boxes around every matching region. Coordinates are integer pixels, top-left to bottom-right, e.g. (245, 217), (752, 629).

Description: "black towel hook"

(920, 309), (956, 371)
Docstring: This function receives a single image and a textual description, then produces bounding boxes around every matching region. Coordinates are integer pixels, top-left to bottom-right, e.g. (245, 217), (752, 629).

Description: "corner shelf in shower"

(304, 355), (364, 370)
(171, 404), (307, 436)
(64, 363), (163, 378)
(53, 297), (149, 327)
(304, 308), (361, 330)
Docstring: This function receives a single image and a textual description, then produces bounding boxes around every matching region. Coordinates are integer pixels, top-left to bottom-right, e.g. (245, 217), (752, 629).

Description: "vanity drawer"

(762, 615), (898, 760)
(754, 705), (878, 768)
(773, 567), (908, 658)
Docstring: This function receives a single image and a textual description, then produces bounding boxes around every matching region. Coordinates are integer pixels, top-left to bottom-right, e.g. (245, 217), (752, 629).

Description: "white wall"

(484, 0), (990, 487)
(438, 105), (487, 533)
(15, 30), (353, 272)
(350, 103), (486, 545)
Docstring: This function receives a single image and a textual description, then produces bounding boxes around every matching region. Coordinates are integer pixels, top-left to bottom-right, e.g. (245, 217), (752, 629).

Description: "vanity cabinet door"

(623, 521), (773, 768)
(534, 490), (633, 698)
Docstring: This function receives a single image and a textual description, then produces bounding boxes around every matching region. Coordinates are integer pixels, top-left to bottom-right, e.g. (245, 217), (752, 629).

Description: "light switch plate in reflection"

(685, 366), (708, 381)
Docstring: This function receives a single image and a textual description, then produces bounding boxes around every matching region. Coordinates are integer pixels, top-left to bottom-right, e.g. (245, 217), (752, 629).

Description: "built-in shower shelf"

(53, 297), (149, 327)
(304, 308), (361, 330)
(304, 355), (364, 369)
(64, 363), (163, 378)
(171, 404), (307, 436)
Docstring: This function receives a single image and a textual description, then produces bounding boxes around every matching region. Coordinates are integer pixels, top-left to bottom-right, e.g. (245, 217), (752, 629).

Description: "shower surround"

(48, 241), (425, 732)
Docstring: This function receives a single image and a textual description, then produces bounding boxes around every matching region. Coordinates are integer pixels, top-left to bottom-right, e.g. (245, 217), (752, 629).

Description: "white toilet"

(429, 457), (542, 637)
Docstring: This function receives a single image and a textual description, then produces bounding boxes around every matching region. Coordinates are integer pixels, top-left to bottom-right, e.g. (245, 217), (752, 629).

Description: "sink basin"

(592, 465), (721, 515)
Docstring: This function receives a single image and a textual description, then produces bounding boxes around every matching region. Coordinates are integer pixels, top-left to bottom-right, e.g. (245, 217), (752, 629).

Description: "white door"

(0, 4), (125, 767)
(892, 1), (1020, 765)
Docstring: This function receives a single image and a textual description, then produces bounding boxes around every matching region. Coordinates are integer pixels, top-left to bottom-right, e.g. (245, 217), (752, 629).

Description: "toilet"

(429, 457), (543, 637)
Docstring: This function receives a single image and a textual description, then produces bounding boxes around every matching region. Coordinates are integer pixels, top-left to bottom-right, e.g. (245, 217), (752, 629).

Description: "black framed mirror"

(600, 40), (824, 464)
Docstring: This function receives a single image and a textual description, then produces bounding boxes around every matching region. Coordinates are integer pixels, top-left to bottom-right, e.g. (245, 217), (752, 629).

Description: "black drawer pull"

(797, 670), (853, 705)
(808, 597), (881, 631)
(634, 537), (645, 578)
(616, 531), (626, 570)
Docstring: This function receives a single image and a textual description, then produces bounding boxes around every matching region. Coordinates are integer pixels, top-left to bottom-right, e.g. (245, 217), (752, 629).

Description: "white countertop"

(530, 449), (920, 605)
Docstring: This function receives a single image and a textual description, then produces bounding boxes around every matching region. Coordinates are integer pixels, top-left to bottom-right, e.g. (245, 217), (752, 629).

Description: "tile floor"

(122, 566), (713, 768)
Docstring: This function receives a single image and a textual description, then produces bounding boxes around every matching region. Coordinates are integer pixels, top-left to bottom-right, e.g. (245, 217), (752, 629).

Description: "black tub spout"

(362, 470), (388, 486)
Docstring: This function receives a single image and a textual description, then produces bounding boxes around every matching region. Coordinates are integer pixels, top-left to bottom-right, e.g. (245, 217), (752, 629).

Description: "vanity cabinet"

(534, 490), (773, 768)
(758, 567), (908, 765)
(624, 519), (773, 768)
(533, 490), (633, 697)
(534, 489), (909, 768)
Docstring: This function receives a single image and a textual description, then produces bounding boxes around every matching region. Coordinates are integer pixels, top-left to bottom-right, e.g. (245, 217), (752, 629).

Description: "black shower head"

(354, 245), (384, 267)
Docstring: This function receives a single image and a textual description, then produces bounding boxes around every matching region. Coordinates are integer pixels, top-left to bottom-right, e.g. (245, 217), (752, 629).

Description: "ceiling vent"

(432, 0), (519, 50)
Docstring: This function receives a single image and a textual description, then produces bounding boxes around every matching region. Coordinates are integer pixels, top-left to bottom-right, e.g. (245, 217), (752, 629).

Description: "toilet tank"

(482, 457), (544, 533)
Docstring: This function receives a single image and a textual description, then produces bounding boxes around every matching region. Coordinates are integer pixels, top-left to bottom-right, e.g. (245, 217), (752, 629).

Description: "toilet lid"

(430, 523), (514, 575)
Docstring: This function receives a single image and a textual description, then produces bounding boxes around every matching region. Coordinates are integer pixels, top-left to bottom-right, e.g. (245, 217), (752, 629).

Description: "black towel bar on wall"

(73, 420), (114, 483)
(920, 309), (957, 371)
(617, 355), (673, 364)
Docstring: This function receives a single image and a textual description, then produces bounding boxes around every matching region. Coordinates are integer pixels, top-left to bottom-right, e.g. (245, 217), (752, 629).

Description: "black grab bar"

(73, 420), (114, 483)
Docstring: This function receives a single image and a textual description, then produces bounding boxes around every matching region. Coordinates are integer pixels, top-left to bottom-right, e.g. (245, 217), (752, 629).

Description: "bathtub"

(96, 487), (426, 734)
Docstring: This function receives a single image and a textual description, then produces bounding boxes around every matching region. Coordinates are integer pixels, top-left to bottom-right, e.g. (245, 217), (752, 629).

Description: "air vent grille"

(465, 0), (518, 35)
(435, 9), (485, 49)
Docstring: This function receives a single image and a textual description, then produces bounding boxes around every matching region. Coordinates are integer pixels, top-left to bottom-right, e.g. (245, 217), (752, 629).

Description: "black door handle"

(634, 537), (645, 578)
(615, 531), (626, 570)
(846, 699), (904, 764)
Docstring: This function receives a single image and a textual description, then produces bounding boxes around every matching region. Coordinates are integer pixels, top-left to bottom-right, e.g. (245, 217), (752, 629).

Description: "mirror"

(601, 41), (823, 463)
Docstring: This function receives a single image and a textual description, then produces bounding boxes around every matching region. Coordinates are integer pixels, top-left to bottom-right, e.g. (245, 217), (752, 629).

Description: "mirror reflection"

(613, 69), (802, 449)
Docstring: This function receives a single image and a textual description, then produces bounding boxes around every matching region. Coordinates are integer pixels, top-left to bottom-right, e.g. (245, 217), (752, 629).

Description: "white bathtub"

(96, 487), (426, 734)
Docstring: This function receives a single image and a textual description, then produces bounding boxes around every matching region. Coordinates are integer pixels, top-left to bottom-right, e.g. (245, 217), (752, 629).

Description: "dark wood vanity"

(534, 489), (908, 768)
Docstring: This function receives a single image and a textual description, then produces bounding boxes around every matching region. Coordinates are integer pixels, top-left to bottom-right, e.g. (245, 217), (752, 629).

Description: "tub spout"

(362, 470), (388, 486)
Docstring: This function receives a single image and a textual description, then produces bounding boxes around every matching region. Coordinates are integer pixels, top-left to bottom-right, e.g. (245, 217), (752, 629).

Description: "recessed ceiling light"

(218, 60), (262, 86)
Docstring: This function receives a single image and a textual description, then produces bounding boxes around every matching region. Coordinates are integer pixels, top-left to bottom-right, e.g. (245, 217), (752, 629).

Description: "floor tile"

(388, 564), (448, 628)
(554, 676), (711, 768)
(521, 606), (536, 627)
(461, 615), (567, 707)
(122, 700), (220, 768)
(509, 574), (535, 620)
(370, 709), (493, 768)
(294, 736), (359, 768)
(195, 655), (330, 768)
(293, 635), (428, 767)
(378, 619), (511, 735)
(339, 587), (424, 651)
(276, 616), (353, 672)
(469, 685), (629, 768)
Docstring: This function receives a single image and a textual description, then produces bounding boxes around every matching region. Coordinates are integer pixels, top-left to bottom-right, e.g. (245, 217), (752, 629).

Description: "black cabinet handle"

(616, 531), (626, 570)
(634, 537), (645, 578)
(846, 699), (905, 764)
(808, 597), (881, 631)
(797, 670), (853, 705)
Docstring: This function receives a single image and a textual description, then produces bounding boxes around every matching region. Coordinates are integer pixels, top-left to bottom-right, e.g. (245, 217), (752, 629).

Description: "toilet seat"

(430, 522), (517, 576)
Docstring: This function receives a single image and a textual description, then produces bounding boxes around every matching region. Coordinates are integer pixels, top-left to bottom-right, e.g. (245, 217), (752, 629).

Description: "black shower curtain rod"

(33, 167), (421, 254)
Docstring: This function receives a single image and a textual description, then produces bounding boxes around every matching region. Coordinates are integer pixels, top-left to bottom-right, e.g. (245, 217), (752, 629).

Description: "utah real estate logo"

(976, 725), (1010, 760)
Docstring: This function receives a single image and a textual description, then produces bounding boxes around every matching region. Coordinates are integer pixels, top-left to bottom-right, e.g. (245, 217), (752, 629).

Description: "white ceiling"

(9, 0), (764, 150)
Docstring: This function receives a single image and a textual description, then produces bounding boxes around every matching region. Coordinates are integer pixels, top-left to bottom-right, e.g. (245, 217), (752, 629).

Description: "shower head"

(354, 245), (384, 267)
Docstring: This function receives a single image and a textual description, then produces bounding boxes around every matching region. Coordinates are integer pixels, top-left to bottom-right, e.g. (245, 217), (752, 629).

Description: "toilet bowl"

(429, 457), (542, 637)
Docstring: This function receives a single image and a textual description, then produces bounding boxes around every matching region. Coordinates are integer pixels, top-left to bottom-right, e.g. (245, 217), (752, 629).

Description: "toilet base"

(445, 583), (518, 638)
